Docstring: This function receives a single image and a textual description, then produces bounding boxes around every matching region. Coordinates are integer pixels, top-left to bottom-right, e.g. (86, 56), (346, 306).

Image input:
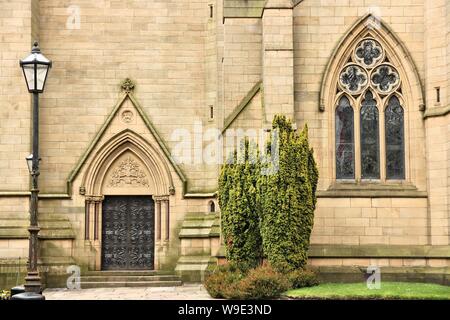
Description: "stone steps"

(79, 271), (183, 288)
(81, 275), (180, 282)
(85, 270), (173, 276)
(80, 280), (183, 289)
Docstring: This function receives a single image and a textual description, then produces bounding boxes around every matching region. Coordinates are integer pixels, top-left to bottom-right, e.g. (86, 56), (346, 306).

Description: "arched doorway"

(81, 130), (175, 270)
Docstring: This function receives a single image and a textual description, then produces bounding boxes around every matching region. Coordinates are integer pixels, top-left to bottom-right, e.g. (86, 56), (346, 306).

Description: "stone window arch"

(321, 15), (424, 184)
(335, 95), (355, 179)
(334, 37), (405, 181)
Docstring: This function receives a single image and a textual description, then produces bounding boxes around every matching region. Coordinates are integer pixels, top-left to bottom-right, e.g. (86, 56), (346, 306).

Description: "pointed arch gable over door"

(66, 90), (187, 198)
(81, 129), (173, 197)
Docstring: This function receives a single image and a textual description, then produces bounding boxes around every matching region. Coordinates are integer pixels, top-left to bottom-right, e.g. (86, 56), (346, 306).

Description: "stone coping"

(216, 245), (450, 259)
(223, 0), (304, 19)
(223, 0), (266, 18)
(423, 105), (450, 119)
(318, 182), (427, 198)
(178, 213), (220, 239)
(309, 245), (450, 258)
(0, 215), (75, 239)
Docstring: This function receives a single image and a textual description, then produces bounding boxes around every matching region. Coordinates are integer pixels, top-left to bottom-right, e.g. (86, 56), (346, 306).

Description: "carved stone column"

(164, 198), (170, 242)
(85, 195), (103, 241)
(153, 196), (162, 243)
(84, 199), (90, 240)
(153, 195), (169, 269)
(94, 198), (102, 240)
(153, 195), (170, 243)
(158, 196), (169, 243)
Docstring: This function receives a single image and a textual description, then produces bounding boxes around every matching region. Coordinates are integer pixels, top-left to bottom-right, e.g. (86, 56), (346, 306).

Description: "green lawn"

(284, 282), (450, 300)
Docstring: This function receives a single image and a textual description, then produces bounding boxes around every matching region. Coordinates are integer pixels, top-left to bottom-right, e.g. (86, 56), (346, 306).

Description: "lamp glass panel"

(26, 155), (33, 173)
(36, 64), (49, 91)
(23, 64), (36, 91)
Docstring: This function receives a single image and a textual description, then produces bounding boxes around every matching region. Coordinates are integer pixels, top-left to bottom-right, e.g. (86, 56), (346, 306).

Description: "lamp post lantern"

(12, 41), (52, 300)
(25, 154), (34, 174)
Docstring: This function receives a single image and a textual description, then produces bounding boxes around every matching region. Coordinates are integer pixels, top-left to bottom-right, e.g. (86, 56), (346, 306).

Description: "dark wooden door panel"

(102, 196), (154, 270)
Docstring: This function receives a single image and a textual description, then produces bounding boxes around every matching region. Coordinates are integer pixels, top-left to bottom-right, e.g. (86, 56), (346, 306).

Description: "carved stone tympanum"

(109, 157), (149, 188)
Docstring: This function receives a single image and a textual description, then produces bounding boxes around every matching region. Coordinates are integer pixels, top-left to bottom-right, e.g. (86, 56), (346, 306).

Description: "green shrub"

(204, 264), (291, 300)
(238, 265), (290, 300)
(219, 139), (263, 269)
(259, 115), (319, 272)
(217, 114), (319, 281)
(0, 290), (11, 300)
(204, 264), (246, 299)
(288, 269), (320, 289)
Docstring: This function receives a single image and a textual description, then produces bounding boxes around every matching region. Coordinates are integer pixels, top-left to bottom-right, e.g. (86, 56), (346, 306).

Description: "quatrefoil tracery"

(354, 38), (384, 68)
(371, 64), (400, 94)
(339, 64), (368, 95)
(338, 37), (400, 96)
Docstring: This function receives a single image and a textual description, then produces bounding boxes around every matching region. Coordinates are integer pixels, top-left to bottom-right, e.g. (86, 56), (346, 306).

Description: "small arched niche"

(208, 200), (216, 213)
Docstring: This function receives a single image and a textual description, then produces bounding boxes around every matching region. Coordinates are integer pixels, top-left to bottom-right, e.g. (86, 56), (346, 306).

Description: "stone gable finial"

(121, 78), (135, 93)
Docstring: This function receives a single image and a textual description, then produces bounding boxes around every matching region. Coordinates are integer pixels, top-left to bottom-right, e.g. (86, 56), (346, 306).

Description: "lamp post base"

(10, 292), (45, 300)
(11, 285), (25, 296)
(24, 271), (43, 294)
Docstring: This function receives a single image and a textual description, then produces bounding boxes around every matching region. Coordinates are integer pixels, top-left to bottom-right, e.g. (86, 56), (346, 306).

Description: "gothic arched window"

(360, 91), (380, 179)
(335, 37), (405, 181)
(335, 96), (355, 179)
(385, 96), (405, 179)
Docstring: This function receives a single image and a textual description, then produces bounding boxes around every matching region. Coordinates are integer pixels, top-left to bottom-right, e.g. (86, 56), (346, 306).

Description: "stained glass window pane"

(335, 96), (355, 179)
(360, 91), (380, 179)
(385, 96), (405, 179)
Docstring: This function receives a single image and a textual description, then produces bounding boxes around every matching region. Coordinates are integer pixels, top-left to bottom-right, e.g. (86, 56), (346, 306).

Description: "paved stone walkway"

(43, 284), (213, 300)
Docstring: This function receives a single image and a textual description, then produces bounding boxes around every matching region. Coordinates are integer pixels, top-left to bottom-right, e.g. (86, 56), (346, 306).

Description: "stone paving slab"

(43, 284), (213, 300)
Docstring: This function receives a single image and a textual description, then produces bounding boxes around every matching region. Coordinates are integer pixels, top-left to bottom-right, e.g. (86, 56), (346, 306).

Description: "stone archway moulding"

(81, 129), (174, 198)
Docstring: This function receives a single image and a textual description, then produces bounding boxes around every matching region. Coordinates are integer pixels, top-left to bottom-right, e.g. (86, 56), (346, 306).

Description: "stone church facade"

(0, 0), (449, 287)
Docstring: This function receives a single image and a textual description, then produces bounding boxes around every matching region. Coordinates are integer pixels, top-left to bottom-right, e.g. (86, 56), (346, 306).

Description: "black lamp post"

(12, 41), (52, 300)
